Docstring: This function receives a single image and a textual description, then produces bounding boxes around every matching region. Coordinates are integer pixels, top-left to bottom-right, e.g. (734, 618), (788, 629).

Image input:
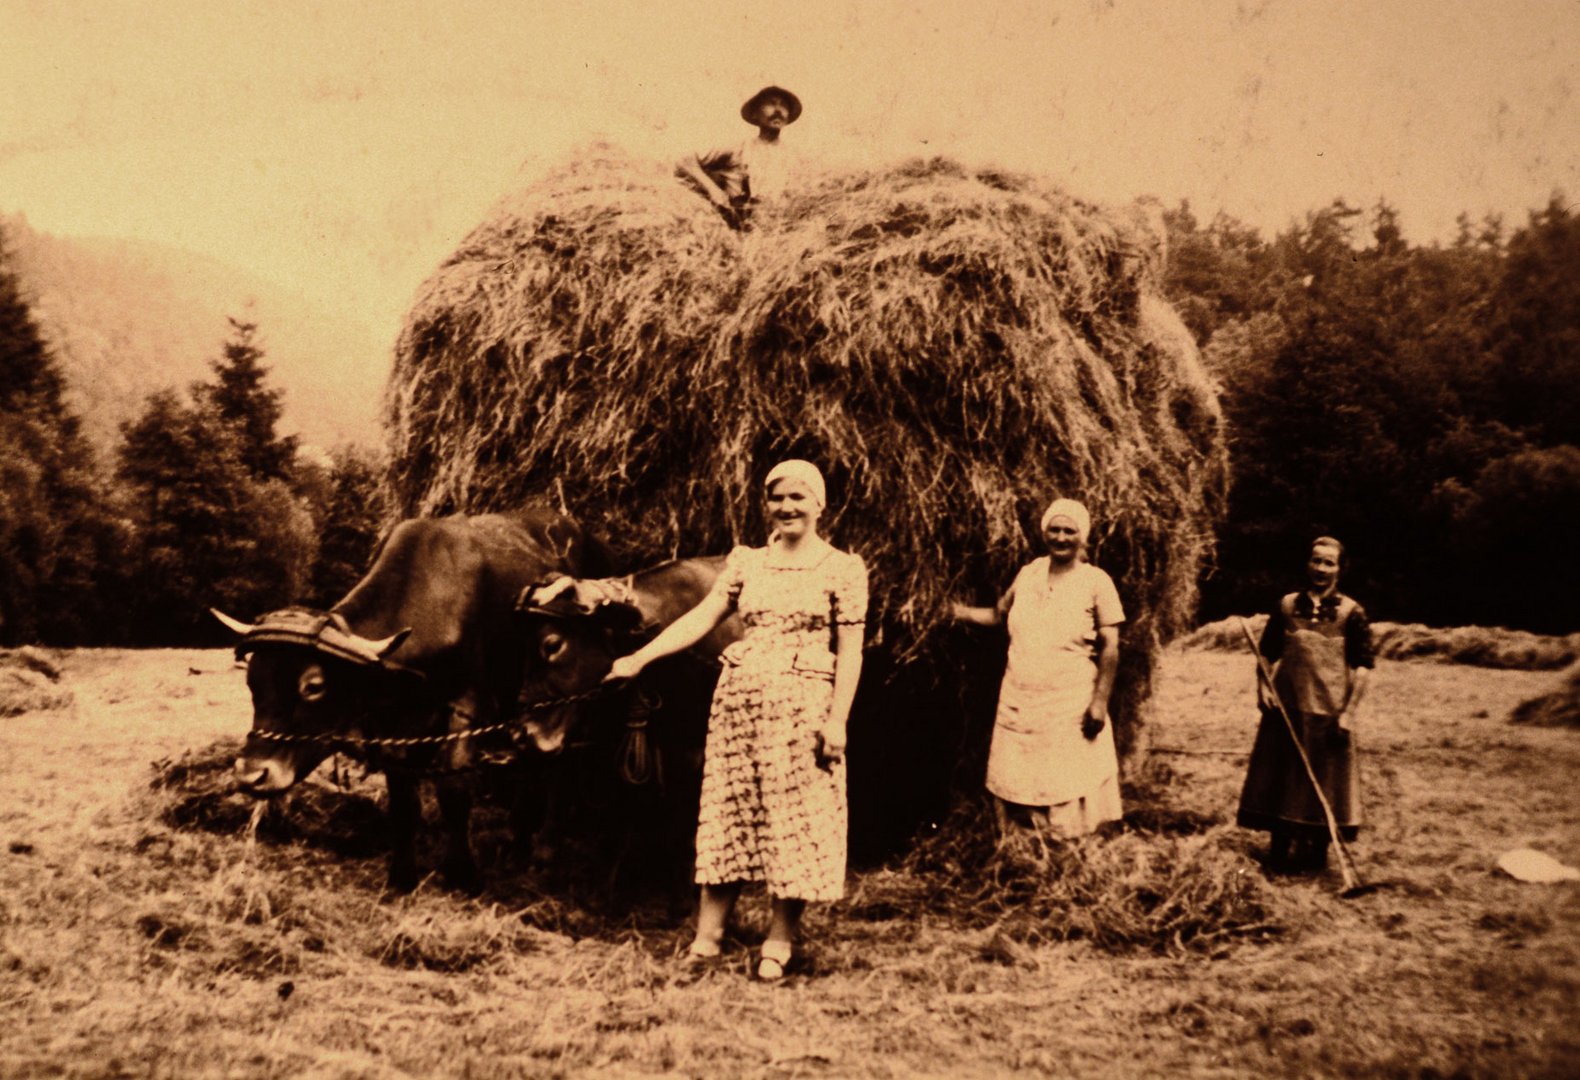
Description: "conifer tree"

(197, 317), (298, 481)
(305, 445), (389, 607)
(0, 228), (117, 644)
(117, 319), (320, 643)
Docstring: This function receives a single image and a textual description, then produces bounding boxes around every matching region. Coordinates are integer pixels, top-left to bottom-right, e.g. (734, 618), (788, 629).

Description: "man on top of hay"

(676, 85), (801, 230)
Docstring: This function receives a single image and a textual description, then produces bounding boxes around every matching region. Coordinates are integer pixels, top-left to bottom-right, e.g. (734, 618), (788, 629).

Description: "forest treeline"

(0, 232), (386, 645)
(1166, 195), (1578, 631)
(1, 194), (1576, 646)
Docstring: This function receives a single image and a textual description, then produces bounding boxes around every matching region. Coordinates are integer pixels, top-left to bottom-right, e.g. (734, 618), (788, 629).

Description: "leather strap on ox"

(226, 607), (420, 678)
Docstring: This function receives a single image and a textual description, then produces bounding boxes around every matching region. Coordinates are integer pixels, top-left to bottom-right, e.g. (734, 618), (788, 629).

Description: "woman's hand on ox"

(1081, 701), (1108, 741)
(603, 653), (645, 684)
(815, 720), (847, 770)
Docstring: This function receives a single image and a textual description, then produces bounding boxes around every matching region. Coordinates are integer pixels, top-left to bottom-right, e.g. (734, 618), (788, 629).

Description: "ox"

(513, 557), (743, 889)
(213, 508), (605, 894)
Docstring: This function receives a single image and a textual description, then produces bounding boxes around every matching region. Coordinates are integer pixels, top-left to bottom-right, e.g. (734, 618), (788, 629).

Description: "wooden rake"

(1239, 617), (1381, 899)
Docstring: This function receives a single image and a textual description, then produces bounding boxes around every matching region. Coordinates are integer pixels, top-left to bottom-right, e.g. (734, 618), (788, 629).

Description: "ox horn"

(532, 576), (578, 607)
(327, 612), (412, 662)
(210, 608), (257, 636)
(367, 627), (412, 660)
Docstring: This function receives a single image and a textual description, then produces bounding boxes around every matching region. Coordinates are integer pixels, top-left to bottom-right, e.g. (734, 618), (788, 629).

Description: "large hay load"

(387, 145), (1227, 848)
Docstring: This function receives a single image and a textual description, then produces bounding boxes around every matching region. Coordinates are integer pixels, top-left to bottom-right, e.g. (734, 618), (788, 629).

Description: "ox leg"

(530, 761), (575, 868)
(436, 778), (483, 896)
(385, 771), (422, 894)
(509, 781), (547, 866)
(505, 752), (551, 866)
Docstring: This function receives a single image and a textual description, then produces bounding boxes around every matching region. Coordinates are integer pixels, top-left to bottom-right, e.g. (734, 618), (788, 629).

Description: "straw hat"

(741, 85), (802, 125)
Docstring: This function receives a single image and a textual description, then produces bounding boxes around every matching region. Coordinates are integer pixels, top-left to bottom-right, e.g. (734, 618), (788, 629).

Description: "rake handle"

(1239, 617), (1365, 894)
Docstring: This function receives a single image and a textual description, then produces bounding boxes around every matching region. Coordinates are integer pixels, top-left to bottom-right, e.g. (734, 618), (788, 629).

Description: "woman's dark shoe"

(1265, 833), (1295, 874)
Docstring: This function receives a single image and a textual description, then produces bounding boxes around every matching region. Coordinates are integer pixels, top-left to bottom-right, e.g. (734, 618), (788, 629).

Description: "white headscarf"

(1039, 497), (1091, 544)
(764, 459), (827, 508)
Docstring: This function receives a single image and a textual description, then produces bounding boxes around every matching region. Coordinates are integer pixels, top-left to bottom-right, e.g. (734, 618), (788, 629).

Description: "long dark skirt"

(1236, 708), (1360, 841)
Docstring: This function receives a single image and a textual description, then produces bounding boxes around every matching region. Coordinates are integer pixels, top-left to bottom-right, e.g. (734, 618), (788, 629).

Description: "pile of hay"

(1182, 616), (1580, 671)
(387, 144), (1227, 761)
(388, 145), (1227, 728)
(0, 647), (71, 716)
(1177, 614), (1270, 653)
(1374, 623), (1580, 670)
(841, 784), (1284, 956)
(1510, 662), (1580, 727)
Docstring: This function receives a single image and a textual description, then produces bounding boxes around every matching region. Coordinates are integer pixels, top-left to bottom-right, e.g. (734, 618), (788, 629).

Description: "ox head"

(514, 574), (647, 752)
(212, 607), (414, 796)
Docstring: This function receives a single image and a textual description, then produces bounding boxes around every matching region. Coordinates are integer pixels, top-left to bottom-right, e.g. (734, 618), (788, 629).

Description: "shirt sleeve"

(1344, 603), (1376, 669)
(694, 140), (740, 166)
(708, 545), (749, 608)
(832, 552), (869, 628)
(1258, 600), (1288, 661)
(1092, 567), (1126, 627)
(686, 142), (746, 192)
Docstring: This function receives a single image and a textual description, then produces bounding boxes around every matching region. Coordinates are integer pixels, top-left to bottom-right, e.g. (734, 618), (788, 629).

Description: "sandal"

(757, 939), (793, 982)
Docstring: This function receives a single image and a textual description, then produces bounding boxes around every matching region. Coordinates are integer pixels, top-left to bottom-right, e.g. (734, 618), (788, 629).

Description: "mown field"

(1, 647), (1577, 1079)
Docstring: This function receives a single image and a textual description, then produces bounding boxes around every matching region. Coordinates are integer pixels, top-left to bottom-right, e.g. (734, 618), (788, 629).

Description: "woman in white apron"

(954, 498), (1126, 838)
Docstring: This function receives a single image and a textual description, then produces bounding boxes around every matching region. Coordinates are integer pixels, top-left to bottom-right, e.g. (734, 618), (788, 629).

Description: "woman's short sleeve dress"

(693, 544), (868, 901)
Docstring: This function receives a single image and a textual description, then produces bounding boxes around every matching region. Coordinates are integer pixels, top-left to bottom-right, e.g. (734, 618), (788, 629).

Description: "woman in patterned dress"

(1237, 536), (1374, 873)
(952, 498), (1126, 838)
(606, 460), (868, 980)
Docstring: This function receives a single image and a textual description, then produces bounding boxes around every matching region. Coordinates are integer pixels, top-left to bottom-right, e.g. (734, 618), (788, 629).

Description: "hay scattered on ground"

(1509, 663), (1580, 727)
(1182, 616), (1580, 671)
(146, 739), (687, 937)
(0, 647), (71, 716)
(141, 746), (580, 979)
(387, 144), (1227, 755)
(841, 780), (1286, 957)
(151, 737), (1284, 957)
(375, 904), (544, 973)
(151, 739), (388, 858)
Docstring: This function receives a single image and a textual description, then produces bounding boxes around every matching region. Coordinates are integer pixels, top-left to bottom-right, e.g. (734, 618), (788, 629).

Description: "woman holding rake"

(1237, 536), (1375, 874)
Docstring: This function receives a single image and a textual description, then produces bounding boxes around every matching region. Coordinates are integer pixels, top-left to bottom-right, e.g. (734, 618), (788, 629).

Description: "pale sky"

(3, 0), (1576, 342)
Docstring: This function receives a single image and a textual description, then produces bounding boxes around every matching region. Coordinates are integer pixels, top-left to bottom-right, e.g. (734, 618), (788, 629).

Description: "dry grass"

(3, 647), (1578, 1078)
(385, 146), (1227, 756)
(1184, 614), (1580, 671)
(843, 775), (1287, 958)
(1510, 662), (1580, 727)
(152, 743), (1284, 960)
(0, 648), (71, 717)
(1373, 622), (1580, 670)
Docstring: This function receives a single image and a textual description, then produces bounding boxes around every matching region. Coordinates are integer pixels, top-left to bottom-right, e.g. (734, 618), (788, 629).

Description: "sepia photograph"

(2, 1), (1577, 1076)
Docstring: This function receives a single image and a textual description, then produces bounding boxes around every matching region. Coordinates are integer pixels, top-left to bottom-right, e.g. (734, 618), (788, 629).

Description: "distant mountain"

(2, 213), (389, 460)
